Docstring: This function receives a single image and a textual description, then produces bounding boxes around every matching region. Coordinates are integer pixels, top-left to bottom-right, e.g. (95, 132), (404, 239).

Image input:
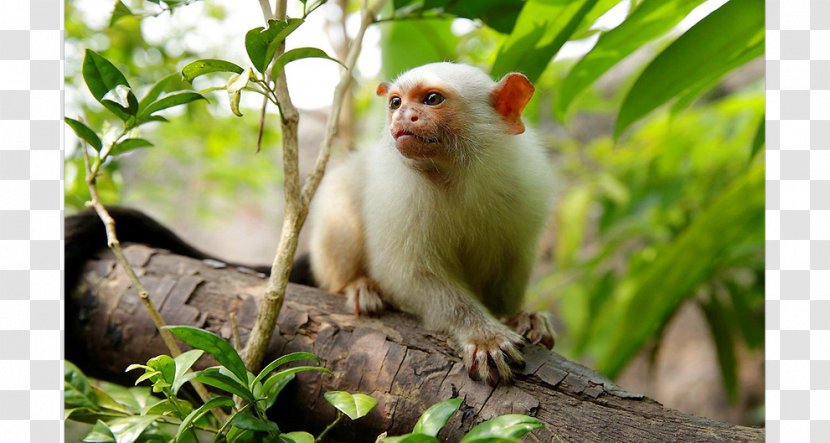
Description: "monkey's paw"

(344, 277), (384, 317)
(505, 311), (557, 350)
(461, 328), (525, 386)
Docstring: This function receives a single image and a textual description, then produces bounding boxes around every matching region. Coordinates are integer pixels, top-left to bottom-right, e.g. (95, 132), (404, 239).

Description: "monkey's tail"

(65, 206), (315, 292)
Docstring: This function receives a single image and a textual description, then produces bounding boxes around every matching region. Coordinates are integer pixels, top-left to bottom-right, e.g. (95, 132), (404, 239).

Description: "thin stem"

(315, 412), (343, 442)
(258, 0), (274, 20)
(301, 0), (385, 207)
(81, 137), (226, 422)
(213, 402), (253, 442)
(242, 0), (386, 371)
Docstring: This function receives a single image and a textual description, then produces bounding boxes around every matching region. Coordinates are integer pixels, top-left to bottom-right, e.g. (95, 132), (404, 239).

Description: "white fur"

(309, 63), (554, 376)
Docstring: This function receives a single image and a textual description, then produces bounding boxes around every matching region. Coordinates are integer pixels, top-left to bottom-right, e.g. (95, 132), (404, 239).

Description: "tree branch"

(67, 246), (764, 443)
(243, 0), (385, 371)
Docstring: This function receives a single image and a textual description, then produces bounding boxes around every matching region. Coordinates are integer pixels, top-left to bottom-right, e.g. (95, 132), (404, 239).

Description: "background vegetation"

(66, 0), (764, 427)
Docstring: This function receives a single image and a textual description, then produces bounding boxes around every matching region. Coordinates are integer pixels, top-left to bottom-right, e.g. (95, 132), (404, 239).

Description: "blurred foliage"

(66, 0), (764, 407)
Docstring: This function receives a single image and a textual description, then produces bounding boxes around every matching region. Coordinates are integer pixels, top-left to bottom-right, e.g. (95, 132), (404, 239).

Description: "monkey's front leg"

(403, 279), (526, 385)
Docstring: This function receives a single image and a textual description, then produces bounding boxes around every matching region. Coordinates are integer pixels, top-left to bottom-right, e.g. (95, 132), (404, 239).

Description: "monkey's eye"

(389, 96), (402, 110)
(424, 92), (445, 106)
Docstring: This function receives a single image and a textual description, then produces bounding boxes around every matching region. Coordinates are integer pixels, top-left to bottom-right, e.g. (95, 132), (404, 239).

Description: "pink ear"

(377, 82), (391, 96)
(491, 73), (534, 135)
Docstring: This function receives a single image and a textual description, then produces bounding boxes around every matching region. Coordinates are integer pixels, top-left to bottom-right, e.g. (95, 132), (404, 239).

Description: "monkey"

(308, 62), (556, 385)
(65, 62), (556, 386)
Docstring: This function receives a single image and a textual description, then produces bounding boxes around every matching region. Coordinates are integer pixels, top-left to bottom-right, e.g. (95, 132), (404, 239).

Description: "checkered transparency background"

(0, 0), (64, 441)
(0, 0), (824, 442)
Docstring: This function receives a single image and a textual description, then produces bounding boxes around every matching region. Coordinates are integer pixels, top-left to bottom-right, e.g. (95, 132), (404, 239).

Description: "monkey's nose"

(410, 115), (419, 122)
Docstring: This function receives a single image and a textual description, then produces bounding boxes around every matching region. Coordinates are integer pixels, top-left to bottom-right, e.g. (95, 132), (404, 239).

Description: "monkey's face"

(376, 82), (463, 161)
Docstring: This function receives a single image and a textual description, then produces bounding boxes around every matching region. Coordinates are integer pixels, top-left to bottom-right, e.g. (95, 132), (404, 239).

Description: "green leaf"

(139, 73), (191, 111)
(460, 414), (543, 442)
(64, 117), (102, 152)
(193, 368), (255, 402)
(230, 411), (280, 433)
(107, 415), (163, 443)
(491, 0), (599, 82)
(252, 352), (320, 388)
(260, 366), (331, 394)
(163, 325), (248, 384)
(557, 0), (707, 118)
(65, 361), (98, 409)
(397, 0), (524, 34)
(176, 396), (234, 442)
(750, 114), (765, 161)
(595, 162), (765, 377)
(139, 91), (206, 120)
(110, 138), (153, 156)
(83, 420), (117, 442)
(554, 187), (593, 268)
(383, 434), (440, 443)
(245, 19), (304, 73)
(172, 349), (205, 394)
(90, 385), (132, 415)
(700, 295), (738, 401)
(264, 373), (294, 410)
(323, 391), (377, 420)
(380, 19), (456, 79)
(147, 355), (176, 387)
(182, 59), (244, 83)
(279, 431), (315, 443)
(270, 47), (344, 78)
(614, 0), (764, 137)
(412, 398), (462, 436)
(82, 49), (135, 121)
(110, 0), (133, 27)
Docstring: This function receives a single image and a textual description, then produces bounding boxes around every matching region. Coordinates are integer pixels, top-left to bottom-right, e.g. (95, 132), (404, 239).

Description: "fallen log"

(66, 245), (764, 442)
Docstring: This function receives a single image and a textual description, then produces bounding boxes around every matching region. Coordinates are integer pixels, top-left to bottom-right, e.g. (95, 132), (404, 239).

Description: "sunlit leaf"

(383, 434), (440, 443)
(163, 325), (248, 384)
(171, 349), (205, 395)
(412, 398), (462, 436)
(614, 0), (764, 136)
(460, 414), (543, 442)
(83, 420), (117, 442)
(279, 431), (315, 443)
(65, 117), (102, 152)
(491, 0), (598, 82)
(323, 391), (377, 420)
(596, 161), (764, 377)
(182, 59), (244, 83)
(557, 0), (707, 118)
(107, 415), (163, 443)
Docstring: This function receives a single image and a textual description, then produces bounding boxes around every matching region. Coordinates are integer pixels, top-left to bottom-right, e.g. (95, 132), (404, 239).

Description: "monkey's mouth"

(394, 130), (439, 144)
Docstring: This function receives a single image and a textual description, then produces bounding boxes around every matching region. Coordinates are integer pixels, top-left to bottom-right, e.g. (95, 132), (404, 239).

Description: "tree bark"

(67, 245), (763, 443)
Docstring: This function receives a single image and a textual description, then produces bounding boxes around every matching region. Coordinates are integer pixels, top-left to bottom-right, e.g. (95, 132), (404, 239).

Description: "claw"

(506, 311), (556, 351)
